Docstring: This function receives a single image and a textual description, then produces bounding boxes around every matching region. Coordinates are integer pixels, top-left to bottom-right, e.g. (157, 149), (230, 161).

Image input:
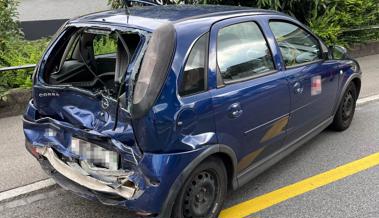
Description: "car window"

(269, 21), (321, 67)
(179, 34), (208, 96)
(217, 22), (275, 84)
(93, 34), (117, 56)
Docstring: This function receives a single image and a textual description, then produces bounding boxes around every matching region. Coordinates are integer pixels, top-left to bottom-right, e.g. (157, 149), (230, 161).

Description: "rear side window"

(179, 34), (208, 96)
(269, 21), (321, 67)
(217, 22), (275, 84)
(93, 35), (117, 56)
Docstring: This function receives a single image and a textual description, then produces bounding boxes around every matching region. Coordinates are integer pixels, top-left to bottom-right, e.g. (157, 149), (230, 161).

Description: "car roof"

(72, 5), (281, 31)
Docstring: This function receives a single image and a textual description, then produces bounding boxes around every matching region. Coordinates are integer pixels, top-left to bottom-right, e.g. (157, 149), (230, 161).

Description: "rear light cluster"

(25, 140), (41, 159)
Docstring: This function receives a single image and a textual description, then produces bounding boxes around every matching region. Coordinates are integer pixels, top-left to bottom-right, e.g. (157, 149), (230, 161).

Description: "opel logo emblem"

(101, 98), (110, 109)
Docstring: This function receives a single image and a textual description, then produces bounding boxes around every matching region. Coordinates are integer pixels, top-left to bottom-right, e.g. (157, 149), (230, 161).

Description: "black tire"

(172, 157), (227, 218)
(330, 83), (357, 131)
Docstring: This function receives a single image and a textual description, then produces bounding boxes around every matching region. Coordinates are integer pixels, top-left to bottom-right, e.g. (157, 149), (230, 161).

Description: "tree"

(0, 0), (22, 50)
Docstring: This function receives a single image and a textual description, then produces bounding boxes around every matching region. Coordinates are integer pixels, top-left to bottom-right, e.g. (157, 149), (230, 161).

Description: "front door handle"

(293, 82), (304, 94)
(228, 103), (243, 119)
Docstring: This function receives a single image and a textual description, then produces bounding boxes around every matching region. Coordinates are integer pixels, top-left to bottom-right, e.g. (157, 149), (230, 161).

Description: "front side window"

(179, 34), (208, 96)
(269, 21), (321, 67)
(217, 22), (275, 84)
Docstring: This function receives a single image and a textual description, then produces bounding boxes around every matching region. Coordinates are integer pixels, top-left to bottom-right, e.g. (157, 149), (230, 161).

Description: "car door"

(209, 17), (291, 174)
(268, 20), (340, 143)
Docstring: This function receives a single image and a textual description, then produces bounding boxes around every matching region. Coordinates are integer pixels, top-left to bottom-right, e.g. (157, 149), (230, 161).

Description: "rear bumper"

(36, 146), (136, 199)
(23, 100), (208, 215)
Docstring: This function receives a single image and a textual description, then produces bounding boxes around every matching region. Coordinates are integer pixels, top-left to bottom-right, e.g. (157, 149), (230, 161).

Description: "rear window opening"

(39, 23), (177, 119)
(43, 27), (143, 99)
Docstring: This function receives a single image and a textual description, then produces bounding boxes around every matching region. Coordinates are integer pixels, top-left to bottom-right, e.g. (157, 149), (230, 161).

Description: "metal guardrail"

(344, 25), (379, 33)
(0, 64), (36, 73)
(0, 25), (377, 74)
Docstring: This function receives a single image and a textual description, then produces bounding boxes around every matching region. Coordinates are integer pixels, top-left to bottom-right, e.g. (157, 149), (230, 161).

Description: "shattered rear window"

(42, 26), (147, 101)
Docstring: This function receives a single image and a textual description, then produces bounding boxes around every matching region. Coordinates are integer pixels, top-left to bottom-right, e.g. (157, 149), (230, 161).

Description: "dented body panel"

(24, 98), (210, 213)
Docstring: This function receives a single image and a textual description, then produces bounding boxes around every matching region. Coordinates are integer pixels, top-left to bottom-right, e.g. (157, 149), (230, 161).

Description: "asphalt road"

(1, 95), (379, 218)
(0, 54), (378, 217)
(0, 116), (48, 192)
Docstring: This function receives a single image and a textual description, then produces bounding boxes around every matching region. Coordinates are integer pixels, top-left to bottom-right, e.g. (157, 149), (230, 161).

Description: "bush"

(0, 0), (50, 94)
(308, 0), (379, 45)
(0, 0), (21, 51)
(0, 0), (22, 50)
(0, 38), (50, 94)
(108, 0), (379, 45)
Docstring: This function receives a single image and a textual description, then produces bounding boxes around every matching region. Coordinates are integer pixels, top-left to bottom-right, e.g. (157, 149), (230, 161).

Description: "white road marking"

(0, 94), (378, 204)
(357, 94), (379, 105)
(0, 179), (55, 203)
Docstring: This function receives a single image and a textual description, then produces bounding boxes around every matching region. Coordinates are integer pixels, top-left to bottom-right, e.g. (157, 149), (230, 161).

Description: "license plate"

(70, 138), (119, 171)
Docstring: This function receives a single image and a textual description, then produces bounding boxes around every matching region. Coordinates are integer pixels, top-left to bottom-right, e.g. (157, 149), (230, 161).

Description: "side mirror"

(329, 45), (349, 60)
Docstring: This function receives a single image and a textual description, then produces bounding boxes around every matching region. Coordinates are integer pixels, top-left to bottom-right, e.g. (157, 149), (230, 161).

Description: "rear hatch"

(24, 23), (150, 168)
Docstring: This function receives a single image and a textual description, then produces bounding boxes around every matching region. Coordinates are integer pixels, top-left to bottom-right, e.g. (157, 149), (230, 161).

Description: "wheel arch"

(334, 73), (361, 114)
(351, 77), (361, 99)
(157, 144), (238, 218)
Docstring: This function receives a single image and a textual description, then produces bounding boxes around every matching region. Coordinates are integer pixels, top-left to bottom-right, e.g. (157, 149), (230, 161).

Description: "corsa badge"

(311, 75), (322, 96)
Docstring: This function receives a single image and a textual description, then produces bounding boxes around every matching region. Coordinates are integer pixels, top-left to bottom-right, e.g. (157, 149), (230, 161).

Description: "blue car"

(23, 4), (361, 218)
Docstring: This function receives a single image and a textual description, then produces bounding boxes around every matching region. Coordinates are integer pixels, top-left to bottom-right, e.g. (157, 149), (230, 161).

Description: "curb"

(0, 179), (55, 203)
(357, 94), (379, 106)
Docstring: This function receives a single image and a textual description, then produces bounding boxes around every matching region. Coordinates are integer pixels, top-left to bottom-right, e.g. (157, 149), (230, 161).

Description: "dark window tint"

(217, 22), (275, 83)
(179, 34), (208, 96)
(270, 21), (321, 67)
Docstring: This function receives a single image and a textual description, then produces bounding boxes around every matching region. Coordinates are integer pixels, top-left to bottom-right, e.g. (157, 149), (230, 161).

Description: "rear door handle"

(228, 103), (243, 119)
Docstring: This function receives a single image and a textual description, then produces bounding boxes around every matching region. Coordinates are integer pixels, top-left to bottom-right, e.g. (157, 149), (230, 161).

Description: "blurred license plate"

(70, 138), (119, 170)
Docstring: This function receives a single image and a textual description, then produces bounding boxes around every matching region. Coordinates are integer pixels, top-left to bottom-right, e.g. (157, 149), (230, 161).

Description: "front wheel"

(172, 157), (227, 218)
(330, 83), (357, 131)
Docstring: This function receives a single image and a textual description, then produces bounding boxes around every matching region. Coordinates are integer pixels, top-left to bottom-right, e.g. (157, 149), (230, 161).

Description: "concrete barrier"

(0, 88), (31, 118)
(349, 41), (379, 58)
(21, 20), (67, 40)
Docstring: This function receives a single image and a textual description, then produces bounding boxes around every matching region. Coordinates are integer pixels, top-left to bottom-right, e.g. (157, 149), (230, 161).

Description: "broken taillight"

(25, 140), (41, 159)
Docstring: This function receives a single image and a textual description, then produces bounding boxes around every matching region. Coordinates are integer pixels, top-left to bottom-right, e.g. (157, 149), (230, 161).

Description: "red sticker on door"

(311, 75), (322, 96)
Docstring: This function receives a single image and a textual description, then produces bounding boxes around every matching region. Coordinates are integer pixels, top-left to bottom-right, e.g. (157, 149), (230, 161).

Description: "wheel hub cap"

(183, 171), (218, 217)
(342, 92), (354, 120)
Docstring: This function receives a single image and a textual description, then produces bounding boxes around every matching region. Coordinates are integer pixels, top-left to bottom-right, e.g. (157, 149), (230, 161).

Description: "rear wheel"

(330, 83), (357, 131)
(172, 157), (227, 218)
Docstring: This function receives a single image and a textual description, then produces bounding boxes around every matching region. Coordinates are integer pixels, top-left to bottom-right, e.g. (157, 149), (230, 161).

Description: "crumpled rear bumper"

(36, 146), (136, 199)
(23, 100), (207, 216)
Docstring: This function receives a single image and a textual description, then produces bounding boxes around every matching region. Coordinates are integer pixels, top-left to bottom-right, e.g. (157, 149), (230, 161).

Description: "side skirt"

(237, 116), (334, 188)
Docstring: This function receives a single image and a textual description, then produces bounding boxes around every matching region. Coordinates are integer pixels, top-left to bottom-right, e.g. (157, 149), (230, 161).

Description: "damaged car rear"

(23, 9), (181, 217)
(23, 4), (361, 218)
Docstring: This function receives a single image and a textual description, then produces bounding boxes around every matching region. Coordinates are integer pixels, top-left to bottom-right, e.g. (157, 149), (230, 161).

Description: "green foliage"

(1, 0), (377, 94)
(0, 38), (50, 93)
(308, 0), (379, 45)
(93, 35), (118, 55)
(0, 0), (50, 94)
(0, 0), (22, 50)
(108, 0), (378, 45)
(308, 6), (343, 45)
(108, 0), (125, 9)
